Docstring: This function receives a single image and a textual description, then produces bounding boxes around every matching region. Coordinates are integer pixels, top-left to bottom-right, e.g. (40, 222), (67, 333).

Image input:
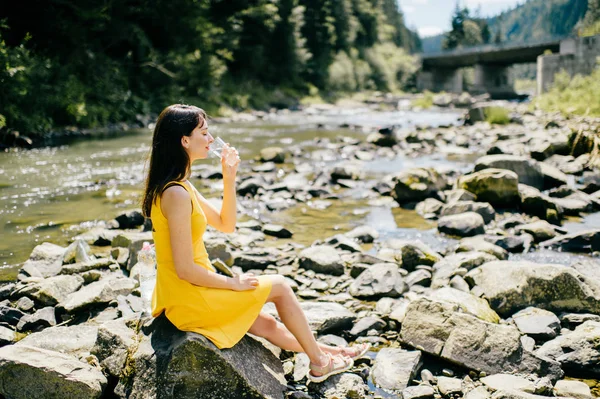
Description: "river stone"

(402, 385), (436, 399)
(262, 224), (293, 239)
(538, 162), (568, 190)
(349, 263), (407, 300)
(16, 306), (56, 332)
(456, 237), (508, 260)
(367, 131), (398, 147)
(0, 345), (107, 399)
(324, 234), (362, 253)
(406, 269), (432, 287)
(465, 260), (600, 316)
(17, 324), (99, 358)
(416, 198), (444, 218)
(539, 229), (600, 253)
(400, 298), (563, 380)
(537, 321), (600, 377)
(438, 212), (485, 237)
(553, 380), (593, 399)
(58, 276), (138, 314)
(0, 303), (25, 327)
(20, 242), (66, 278)
(428, 287), (500, 323)
(515, 221), (558, 243)
(331, 161), (364, 181)
(465, 386), (492, 399)
(446, 188), (477, 203)
(91, 317), (137, 377)
(111, 231), (153, 270)
(437, 376), (462, 395)
(512, 307), (560, 340)
(59, 257), (115, 275)
(481, 374), (535, 393)
(390, 168), (447, 204)
(312, 373), (369, 398)
(62, 239), (91, 264)
(490, 391), (572, 399)
(474, 155), (545, 190)
(431, 251), (497, 289)
(370, 348), (422, 391)
(14, 274), (84, 306)
(440, 201), (496, 224)
(458, 169), (520, 206)
(114, 210), (145, 230)
(260, 147), (286, 163)
(264, 301), (356, 335)
(349, 316), (386, 338)
(345, 226), (379, 244)
(298, 246), (344, 276)
(116, 314), (286, 399)
(518, 184), (563, 223)
(382, 239), (441, 272)
(204, 237), (233, 265)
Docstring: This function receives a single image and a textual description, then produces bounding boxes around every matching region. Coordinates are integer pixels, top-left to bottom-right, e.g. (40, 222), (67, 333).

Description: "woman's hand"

(230, 272), (259, 291)
(221, 144), (240, 181)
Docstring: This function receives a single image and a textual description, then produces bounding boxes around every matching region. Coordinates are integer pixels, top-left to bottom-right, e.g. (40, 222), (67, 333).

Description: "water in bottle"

(137, 242), (156, 315)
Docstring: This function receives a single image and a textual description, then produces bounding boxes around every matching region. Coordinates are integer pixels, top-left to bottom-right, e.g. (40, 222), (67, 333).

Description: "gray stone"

(262, 224), (293, 239)
(512, 307), (560, 340)
(345, 226), (379, 244)
(292, 353), (310, 382)
(370, 348), (422, 391)
(0, 345), (106, 399)
(260, 147), (286, 163)
(428, 287), (500, 323)
(0, 326), (16, 347)
(416, 198), (444, 218)
(15, 296), (34, 312)
(391, 168), (447, 204)
(437, 376), (462, 395)
(515, 221), (558, 243)
(464, 261), (600, 317)
(538, 162), (568, 190)
(474, 155), (545, 190)
(349, 263), (407, 300)
(465, 386), (491, 399)
(58, 276), (137, 314)
(14, 275), (84, 306)
(458, 169), (520, 206)
(59, 258), (115, 275)
(445, 189), (477, 204)
(382, 239), (441, 272)
(519, 184), (563, 223)
(62, 239), (92, 265)
(553, 380), (593, 399)
(406, 269), (432, 287)
(438, 212), (485, 237)
(16, 306), (56, 332)
(402, 385), (436, 399)
(324, 234), (362, 253)
(298, 246), (344, 276)
(331, 162), (365, 181)
(17, 324), (99, 358)
(0, 303), (25, 327)
(20, 242), (66, 278)
(431, 251), (497, 289)
(264, 301), (356, 335)
(456, 237), (508, 260)
(349, 316), (386, 338)
(481, 374), (535, 393)
(312, 373), (369, 398)
(539, 229), (600, 253)
(440, 201), (496, 224)
(537, 321), (600, 377)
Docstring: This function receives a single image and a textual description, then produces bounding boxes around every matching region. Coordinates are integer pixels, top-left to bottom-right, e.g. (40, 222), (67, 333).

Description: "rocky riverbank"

(0, 99), (599, 398)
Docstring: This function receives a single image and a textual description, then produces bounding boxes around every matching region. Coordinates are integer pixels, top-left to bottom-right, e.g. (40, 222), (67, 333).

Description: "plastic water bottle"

(137, 242), (156, 315)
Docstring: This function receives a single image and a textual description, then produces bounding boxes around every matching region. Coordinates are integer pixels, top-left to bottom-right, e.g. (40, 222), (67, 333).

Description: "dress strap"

(162, 181), (195, 213)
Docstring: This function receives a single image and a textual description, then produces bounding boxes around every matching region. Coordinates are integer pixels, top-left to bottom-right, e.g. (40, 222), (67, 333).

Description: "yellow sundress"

(150, 180), (272, 349)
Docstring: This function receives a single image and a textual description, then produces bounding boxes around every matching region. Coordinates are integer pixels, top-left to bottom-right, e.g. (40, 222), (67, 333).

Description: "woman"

(141, 104), (369, 383)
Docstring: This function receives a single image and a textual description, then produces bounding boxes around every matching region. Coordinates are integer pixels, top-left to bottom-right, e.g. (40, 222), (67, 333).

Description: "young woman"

(141, 104), (369, 383)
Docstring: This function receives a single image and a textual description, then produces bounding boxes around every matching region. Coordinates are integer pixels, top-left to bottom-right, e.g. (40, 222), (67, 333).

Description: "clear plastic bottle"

(137, 242), (156, 315)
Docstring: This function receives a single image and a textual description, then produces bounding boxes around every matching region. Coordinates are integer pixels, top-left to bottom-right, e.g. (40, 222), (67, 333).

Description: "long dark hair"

(141, 104), (207, 217)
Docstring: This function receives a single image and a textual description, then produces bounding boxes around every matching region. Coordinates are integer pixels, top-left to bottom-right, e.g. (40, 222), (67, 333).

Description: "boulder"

(440, 201), (495, 224)
(481, 374), (535, 393)
(298, 246), (344, 276)
(16, 324), (99, 358)
(115, 210), (145, 229)
(0, 345), (107, 399)
(19, 242), (66, 278)
(262, 224), (293, 239)
(458, 169), (520, 206)
(14, 274), (84, 306)
(538, 162), (568, 190)
(62, 239), (91, 264)
(59, 258), (115, 275)
(390, 168), (447, 204)
(264, 302), (355, 335)
(345, 226), (379, 244)
(400, 298), (563, 380)
(349, 316), (386, 338)
(438, 212), (485, 237)
(465, 261), (600, 317)
(367, 132), (398, 147)
(115, 314), (286, 399)
(518, 184), (563, 224)
(260, 147), (286, 163)
(456, 237), (508, 260)
(474, 155), (544, 190)
(416, 198), (444, 218)
(370, 348), (422, 391)
(312, 373), (369, 398)
(539, 229), (600, 253)
(16, 306), (56, 332)
(511, 307), (560, 340)
(431, 251), (497, 289)
(381, 239), (441, 272)
(58, 276), (138, 314)
(515, 221), (558, 243)
(428, 287), (500, 323)
(91, 318), (137, 377)
(554, 380), (593, 399)
(349, 263), (407, 300)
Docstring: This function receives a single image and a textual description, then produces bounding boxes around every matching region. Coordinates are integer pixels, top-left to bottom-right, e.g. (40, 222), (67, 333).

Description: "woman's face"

(182, 118), (214, 161)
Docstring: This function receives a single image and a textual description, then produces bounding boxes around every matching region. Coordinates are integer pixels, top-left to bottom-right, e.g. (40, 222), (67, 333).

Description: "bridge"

(417, 35), (600, 98)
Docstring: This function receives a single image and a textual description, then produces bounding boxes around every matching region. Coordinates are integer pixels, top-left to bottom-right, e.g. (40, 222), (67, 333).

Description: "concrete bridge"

(417, 35), (600, 98)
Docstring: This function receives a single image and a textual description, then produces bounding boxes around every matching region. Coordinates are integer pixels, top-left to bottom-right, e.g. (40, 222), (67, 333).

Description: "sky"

(400, 0), (525, 37)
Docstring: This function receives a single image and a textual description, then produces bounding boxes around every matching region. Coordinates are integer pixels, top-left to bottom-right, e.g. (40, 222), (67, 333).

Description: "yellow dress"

(150, 181), (272, 349)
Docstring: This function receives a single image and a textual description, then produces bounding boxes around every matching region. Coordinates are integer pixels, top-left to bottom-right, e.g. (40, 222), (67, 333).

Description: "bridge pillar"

(472, 64), (516, 99)
(417, 68), (463, 93)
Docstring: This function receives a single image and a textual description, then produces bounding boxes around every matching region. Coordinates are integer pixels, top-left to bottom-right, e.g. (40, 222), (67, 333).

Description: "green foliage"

(442, 5), (490, 50)
(581, 0), (600, 36)
(484, 107), (511, 125)
(534, 67), (600, 117)
(364, 43), (418, 92)
(412, 91), (434, 108)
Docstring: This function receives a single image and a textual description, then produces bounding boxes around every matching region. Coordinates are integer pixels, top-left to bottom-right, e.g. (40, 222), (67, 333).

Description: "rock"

(349, 316), (386, 338)
(0, 326), (16, 347)
(474, 155), (545, 190)
(431, 251), (497, 289)
(370, 348), (422, 391)
(331, 162), (364, 181)
(233, 252), (276, 271)
(324, 234), (362, 253)
(518, 184), (563, 223)
(416, 198), (444, 218)
(538, 162), (568, 190)
(440, 201), (495, 224)
(445, 188), (477, 203)
(349, 263), (407, 300)
(465, 386), (492, 399)
(110, 231), (153, 270)
(204, 238), (233, 265)
(456, 237), (508, 260)
(345, 226), (379, 244)
(539, 229), (600, 253)
(115, 210), (145, 229)
(537, 321), (600, 377)
(16, 306), (56, 332)
(402, 385), (436, 399)
(73, 227), (120, 247)
(553, 380), (593, 399)
(298, 246), (344, 276)
(464, 261), (600, 317)
(91, 318), (136, 377)
(458, 169), (520, 206)
(262, 224), (293, 239)
(110, 247), (129, 267)
(59, 258), (115, 275)
(0, 303), (25, 327)
(20, 242), (66, 278)
(438, 212), (485, 237)
(260, 147), (286, 163)
(312, 373), (369, 398)
(481, 374), (535, 393)
(400, 298), (563, 380)
(382, 239), (441, 272)
(515, 221), (558, 243)
(390, 168), (447, 204)
(237, 177), (266, 196)
(559, 312), (600, 329)
(367, 132), (398, 147)
(14, 275), (84, 306)
(406, 269), (432, 287)
(58, 276), (138, 314)
(428, 287), (500, 323)
(17, 324), (99, 358)
(265, 301), (355, 335)
(0, 345), (107, 399)
(117, 314), (286, 398)
(437, 376), (463, 395)
(512, 307), (560, 341)
(62, 239), (91, 264)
